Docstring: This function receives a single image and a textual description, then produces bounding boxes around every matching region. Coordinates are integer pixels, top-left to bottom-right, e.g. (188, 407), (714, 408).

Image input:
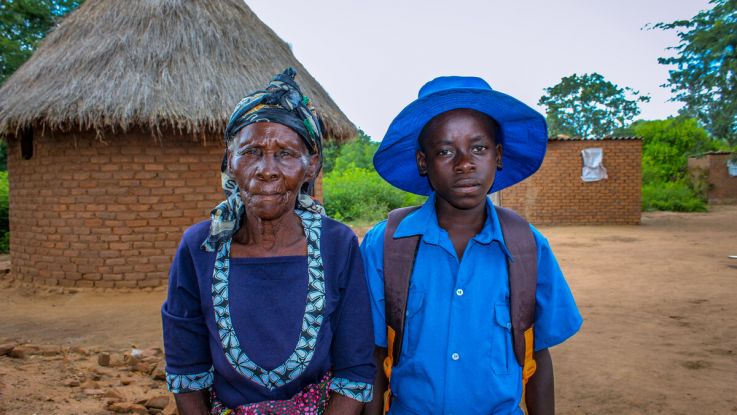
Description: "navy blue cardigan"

(162, 216), (375, 408)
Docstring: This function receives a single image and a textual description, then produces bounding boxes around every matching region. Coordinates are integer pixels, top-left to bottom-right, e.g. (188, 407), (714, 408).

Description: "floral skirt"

(210, 372), (332, 415)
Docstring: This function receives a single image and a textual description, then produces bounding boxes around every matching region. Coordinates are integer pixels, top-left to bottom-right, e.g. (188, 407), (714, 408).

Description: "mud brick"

(500, 138), (641, 225)
(5, 130), (260, 288)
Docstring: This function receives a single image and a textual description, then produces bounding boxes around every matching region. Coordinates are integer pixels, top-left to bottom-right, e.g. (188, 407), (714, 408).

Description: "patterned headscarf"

(225, 67), (323, 155)
(202, 68), (325, 252)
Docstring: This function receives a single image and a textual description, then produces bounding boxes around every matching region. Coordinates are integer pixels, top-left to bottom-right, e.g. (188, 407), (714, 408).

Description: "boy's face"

(416, 109), (502, 210)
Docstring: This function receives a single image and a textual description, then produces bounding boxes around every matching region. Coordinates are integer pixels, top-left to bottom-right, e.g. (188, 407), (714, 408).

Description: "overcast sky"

(246, 0), (710, 140)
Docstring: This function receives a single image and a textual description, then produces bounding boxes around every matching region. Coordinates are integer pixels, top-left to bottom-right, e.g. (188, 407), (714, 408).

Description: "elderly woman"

(162, 68), (375, 415)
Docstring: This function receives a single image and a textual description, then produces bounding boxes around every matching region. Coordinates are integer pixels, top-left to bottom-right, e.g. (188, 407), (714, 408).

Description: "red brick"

(7, 128), (274, 288)
(144, 164), (165, 171)
(103, 273), (123, 281)
(501, 139), (641, 225)
(138, 279), (163, 288)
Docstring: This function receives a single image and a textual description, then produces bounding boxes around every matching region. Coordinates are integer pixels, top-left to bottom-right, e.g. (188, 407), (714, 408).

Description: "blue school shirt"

(360, 194), (582, 415)
(162, 217), (375, 408)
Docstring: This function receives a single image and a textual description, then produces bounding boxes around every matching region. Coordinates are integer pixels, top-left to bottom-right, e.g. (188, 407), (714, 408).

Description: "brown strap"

(383, 204), (537, 368)
(495, 205), (538, 367)
(383, 206), (421, 366)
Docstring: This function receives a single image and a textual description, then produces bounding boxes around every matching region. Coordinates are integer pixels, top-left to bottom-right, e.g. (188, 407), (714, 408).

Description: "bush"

(323, 166), (425, 223)
(633, 117), (716, 182)
(0, 171), (8, 253)
(323, 130), (377, 175)
(323, 131), (425, 224)
(642, 180), (707, 212)
(630, 117), (718, 212)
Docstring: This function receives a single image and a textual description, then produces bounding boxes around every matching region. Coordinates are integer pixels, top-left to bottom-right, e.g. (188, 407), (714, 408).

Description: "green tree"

(322, 130), (425, 223)
(538, 73), (650, 138)
(629, 117), (715, 212)
(655, 0), (737, 144)
(632, 117), (716, 183)
(322, 130), (377, 174)
(332, 130), (378, 172)
(0, 0), (83, 84)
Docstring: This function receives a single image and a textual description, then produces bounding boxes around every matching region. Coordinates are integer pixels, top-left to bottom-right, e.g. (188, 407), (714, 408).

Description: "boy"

(360, 76), (582, 415)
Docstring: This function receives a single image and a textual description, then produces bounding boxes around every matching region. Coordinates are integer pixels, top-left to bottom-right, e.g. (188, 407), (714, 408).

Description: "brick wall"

(6, 129), (325, 288)
(500, 139), (642, 225)
(688, 153), (737, 204)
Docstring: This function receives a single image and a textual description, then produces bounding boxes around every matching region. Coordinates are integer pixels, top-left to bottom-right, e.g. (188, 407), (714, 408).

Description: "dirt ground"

(1, 206), (736, 414)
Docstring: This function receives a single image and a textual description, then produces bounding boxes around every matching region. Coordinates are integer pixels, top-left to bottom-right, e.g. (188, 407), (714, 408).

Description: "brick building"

(687, 152), (737, 204)
(499, 137), (642, 225)
(0, 0), (355, 288)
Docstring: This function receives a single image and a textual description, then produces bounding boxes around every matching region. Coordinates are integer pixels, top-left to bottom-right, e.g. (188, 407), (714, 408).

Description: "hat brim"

(374, 88), (547, 196)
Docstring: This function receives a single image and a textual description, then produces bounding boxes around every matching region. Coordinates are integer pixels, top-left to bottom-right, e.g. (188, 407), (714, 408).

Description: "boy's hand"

(525, 348), (554, 415)
(362, 347), (388, 415)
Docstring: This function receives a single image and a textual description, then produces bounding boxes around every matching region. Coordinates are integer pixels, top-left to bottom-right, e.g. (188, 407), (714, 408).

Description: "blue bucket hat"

(373, 76), (548, 195)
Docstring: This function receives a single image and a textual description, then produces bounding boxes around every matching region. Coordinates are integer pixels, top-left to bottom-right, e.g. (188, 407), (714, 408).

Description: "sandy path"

(548, 206), (737, 414)
(1, 206), (736, 414)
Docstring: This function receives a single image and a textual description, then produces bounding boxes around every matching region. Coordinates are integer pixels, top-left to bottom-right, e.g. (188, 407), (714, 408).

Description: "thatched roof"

(0, 0), (356, 141)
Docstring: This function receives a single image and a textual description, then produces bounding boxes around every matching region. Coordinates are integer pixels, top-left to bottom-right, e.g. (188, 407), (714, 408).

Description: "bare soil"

(1, 206), (736, 414)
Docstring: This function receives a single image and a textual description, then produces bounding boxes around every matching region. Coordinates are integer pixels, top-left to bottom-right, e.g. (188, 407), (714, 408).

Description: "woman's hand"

(174, 389), (210, 415)
(325, 392), (365, 415)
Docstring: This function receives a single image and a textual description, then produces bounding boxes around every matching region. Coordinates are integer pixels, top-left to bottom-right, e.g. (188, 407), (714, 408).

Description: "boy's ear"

(416, 150), (428, 176)
(496, 144), (503, 170)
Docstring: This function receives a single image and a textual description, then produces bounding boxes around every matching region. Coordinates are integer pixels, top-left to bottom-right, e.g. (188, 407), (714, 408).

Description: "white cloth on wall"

(728, 159), (737, 177)
(581, 147), (608, 182)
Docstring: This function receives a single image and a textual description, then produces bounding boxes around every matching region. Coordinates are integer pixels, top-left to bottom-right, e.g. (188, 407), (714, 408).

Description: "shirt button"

(451, 353), (460, 361)
(456, 288), (464, 296)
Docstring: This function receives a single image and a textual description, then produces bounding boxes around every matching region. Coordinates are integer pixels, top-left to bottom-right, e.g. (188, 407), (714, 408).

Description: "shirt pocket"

(492, 303), (512, 375)
(402, 290), (425, 358)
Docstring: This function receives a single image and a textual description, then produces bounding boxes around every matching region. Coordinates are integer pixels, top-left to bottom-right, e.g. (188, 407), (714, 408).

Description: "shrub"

(642, 180), (707, 212)
(323, 166), (425, 223)
(322, 130), (376, 174)
(633, 117), (716, 182)
(630, 117), (718, 212)
(323, 131), (425, 224)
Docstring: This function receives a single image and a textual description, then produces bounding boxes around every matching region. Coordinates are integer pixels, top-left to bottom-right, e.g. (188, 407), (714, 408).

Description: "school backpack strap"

(381, 204), (538, 413)
(383, 206), (421, 368)
(494, 206), (538, 382)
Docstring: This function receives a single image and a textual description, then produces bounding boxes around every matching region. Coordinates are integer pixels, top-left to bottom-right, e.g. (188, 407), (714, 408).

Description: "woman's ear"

(224, 148), (233, 174)
(305, 153), (320, 182)
(416, 150), (428, 176)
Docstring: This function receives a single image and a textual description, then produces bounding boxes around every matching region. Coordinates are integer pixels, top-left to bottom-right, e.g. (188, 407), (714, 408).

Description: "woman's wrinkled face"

(228, 122), (318, 221)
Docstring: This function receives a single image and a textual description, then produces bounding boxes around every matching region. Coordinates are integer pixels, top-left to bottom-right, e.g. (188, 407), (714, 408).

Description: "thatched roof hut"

(0, 0), (356, 141)
(0, 0), (355, 289)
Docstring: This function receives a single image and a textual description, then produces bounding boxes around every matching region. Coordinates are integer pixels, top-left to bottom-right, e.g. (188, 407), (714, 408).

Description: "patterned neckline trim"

(210, 208), (325, 391)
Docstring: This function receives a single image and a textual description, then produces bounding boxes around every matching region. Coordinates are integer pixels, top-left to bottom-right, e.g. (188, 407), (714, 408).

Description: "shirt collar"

(393, 193), (513, 259)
